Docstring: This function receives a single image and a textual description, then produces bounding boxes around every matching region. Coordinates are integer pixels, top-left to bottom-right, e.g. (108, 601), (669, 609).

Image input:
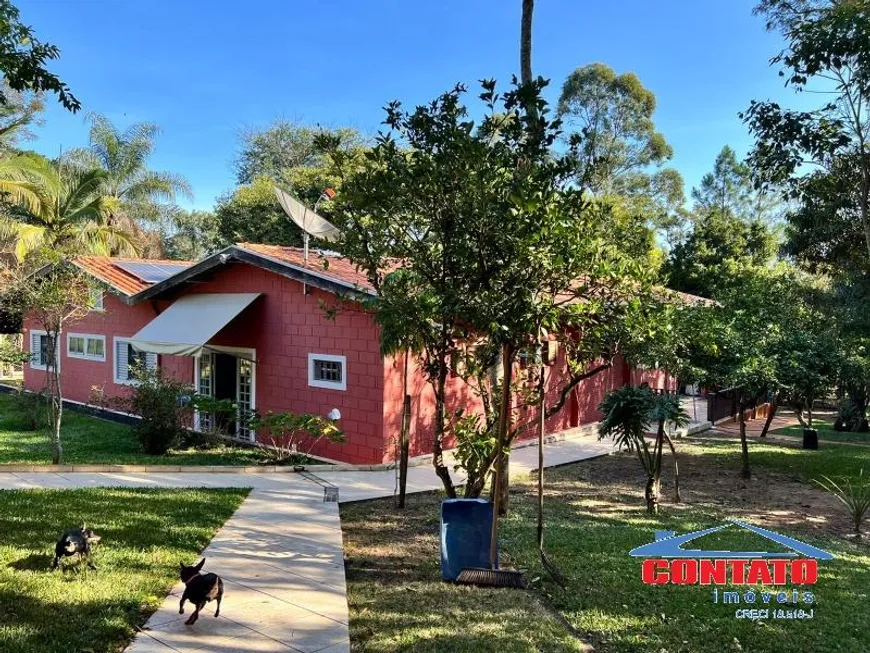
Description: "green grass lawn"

(0, 392), (270, 466)
(771, 418), (870, 444)
(0, 487), (247, 653)
(342, 438), (870, 653)
(697, 436), (870, 482)
(341, 492), (587, 653)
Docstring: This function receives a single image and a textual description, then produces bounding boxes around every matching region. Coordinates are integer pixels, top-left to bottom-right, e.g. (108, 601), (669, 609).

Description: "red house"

(23, 244), (675, 465)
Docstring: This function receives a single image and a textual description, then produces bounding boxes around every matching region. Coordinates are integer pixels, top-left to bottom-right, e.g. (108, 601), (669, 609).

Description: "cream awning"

(129, 293), (260, 359)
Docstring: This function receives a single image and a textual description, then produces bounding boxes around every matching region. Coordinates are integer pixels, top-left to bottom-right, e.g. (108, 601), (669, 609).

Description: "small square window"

(68, 336), (85, 356)
(308, 354), (347, 391)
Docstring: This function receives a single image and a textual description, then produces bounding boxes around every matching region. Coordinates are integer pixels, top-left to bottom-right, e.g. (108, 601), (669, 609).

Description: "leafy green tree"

(0, 157), (136, 261)
(692, 145), (781, 224)
(161, 208), (219, 261)
(62, 114), (192, 254)
(557, 62), (675, 192)
(0, 80), (43, 148)
(234, 120), (365, 195)
(556, 63), (685, 248)
(664, 210), (777, 298)
(214, 175), (303, 248)
(745, 0), (870, 259)
(8, 255), (95, 463)
(323, 78), (657, 503)
(0, 0), (78, 111)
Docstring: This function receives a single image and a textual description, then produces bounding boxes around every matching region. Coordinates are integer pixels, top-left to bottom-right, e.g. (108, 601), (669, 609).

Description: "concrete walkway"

(0, 432), (619, 653)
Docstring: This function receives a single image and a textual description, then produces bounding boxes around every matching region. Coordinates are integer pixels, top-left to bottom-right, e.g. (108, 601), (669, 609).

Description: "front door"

(195, 351), (255, 440)
(214, 353), (237, 436)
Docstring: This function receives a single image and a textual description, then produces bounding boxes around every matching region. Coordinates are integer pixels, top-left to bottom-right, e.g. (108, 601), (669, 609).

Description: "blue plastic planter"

(440, 498), (495, 581)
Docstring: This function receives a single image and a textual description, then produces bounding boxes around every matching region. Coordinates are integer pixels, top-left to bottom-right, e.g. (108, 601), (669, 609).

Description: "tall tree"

(234, 120), (365, 195)
(160, 208), (219, 261)
(665, 210), (777, 298)
(0, 80), (43, 148)
(692, 145), (780, 223)
(520, 0), (534, 85)
(214, 175), (303, 248)
(745, 0), (870, 259)
(557, 62), (676, 195)
(322, 79), (655, 503)
(0, 0), (78, 111)
(62, 114), (191, 257)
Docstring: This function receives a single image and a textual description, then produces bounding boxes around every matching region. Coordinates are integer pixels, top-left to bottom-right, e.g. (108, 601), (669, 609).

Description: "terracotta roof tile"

(73, 256), (192, 296)
(237, 243), (375, 293)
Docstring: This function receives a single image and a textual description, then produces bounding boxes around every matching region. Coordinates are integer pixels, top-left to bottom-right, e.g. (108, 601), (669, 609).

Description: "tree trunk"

(645, 475), (658, 514)
(649, 419), (665, 511)
(759, 396), (778, 438)
(47, 330), (63, 465)
(807, 397), (813, 429)
(397, 349), (411, 509)
(794, 403), (808, 429)
(494, 344), (515, 516)
(536, 362), (545, 553)
(663, 432), (681, 502)
(520, 0), (534, 86)
(738, 396), (751, 479)
(432, 365), (457, 498)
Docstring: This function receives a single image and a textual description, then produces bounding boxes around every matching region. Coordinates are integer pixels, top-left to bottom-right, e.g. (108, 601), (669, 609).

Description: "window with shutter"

(114, 337), (157, 384)
(29, 330), (58, 371)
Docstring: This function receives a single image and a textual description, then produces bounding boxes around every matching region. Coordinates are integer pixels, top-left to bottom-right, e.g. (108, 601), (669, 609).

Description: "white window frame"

(66, 333), (106, 362)
(113, 336), (157, 385)
(90, 289), (105, 312)
(28, 329), (60, 372)
(308, 353), (347, 391)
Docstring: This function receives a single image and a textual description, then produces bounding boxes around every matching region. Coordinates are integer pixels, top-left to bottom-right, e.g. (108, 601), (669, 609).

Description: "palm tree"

(0, 156), (136, 261)
(62, 113), (192, 256)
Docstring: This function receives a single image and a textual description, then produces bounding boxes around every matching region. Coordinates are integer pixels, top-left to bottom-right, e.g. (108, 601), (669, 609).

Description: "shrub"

(814, 470), (870, 537)
(124, 366), (194, 455)
(450, 410), (499, 498)
(249, 411), (344, 464)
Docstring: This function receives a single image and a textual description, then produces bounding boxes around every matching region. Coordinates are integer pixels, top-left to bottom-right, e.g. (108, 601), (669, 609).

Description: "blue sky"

(22, 0), (805, 211)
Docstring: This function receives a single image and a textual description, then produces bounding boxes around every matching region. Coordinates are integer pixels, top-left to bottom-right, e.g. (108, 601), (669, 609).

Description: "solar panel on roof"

(113, 261), (190, 284)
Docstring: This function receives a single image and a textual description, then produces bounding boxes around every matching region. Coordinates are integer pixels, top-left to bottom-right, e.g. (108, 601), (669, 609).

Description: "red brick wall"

(23, 293), (192, 407)
(160, 262), (386, 463)
(382, 349), (675, 461)
(23, 262), (386, 464)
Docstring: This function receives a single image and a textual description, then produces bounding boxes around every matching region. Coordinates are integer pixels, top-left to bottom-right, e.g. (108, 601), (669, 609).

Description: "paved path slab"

(127, 490), (348, 653)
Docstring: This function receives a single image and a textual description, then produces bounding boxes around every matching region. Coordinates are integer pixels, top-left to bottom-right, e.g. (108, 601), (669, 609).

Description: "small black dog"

(179, 558), (223, 625)
(52, 524), (101, 570)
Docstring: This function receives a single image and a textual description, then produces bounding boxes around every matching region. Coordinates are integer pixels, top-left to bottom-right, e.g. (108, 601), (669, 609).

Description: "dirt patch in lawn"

(573, 438), (855, 541)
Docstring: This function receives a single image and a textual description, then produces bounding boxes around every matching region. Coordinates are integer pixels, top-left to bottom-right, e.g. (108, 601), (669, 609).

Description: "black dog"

(179, 558), (223, 625)
(52, 525), (101, 570)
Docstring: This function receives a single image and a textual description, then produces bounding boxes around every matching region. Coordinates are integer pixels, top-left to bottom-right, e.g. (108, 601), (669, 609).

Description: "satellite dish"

(274, 186), (341, 247)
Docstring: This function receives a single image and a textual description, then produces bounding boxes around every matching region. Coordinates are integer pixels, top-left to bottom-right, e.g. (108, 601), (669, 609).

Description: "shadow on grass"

(0, 487), (247, 653)
(8, 553), (53, 572)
